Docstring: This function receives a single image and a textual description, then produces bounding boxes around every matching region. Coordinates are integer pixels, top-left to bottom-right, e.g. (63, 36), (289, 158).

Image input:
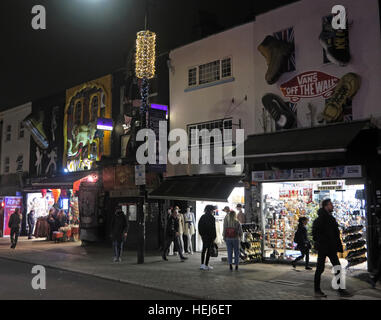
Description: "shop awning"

(148, 175), (243, 202)
(26, 170), (99, 190)
(243, 120), (377, 164)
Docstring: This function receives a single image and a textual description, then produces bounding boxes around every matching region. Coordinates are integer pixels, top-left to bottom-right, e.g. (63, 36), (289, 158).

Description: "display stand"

(240, 223), (262, 263)
(343, 225), (367, 269)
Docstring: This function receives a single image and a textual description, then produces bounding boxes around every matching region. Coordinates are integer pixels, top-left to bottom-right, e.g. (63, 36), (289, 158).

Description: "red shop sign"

(280, 71), (340, 102)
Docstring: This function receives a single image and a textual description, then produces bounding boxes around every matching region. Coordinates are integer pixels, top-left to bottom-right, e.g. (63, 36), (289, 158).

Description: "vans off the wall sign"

(280, 71), (340, 103)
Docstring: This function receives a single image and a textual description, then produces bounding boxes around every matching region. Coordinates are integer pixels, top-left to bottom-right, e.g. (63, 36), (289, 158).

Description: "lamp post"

(135, 19), (156, 264)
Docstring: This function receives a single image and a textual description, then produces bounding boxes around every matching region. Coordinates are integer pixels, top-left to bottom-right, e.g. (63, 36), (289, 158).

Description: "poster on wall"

(3, 197), (23, 236)
(27, 192), (54, 218)
(64, 75), (112, 172)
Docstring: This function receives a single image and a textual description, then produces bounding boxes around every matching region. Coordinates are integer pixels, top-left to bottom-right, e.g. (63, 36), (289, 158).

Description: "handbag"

(210, 243), (218, 257)
(225, 227), (237, 238)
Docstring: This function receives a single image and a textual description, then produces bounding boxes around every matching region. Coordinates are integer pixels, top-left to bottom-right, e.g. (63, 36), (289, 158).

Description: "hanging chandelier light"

(135, 30), (156, 79)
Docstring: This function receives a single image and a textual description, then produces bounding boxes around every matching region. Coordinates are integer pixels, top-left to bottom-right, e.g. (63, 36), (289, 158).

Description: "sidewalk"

(0, 237), (380, 300)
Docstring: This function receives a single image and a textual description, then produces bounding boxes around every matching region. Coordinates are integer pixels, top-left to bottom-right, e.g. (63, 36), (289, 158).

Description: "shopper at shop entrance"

(8, 208), (22, 249)
(162, 209), (188, 262)
(223, 210), (243, 271)
(312, 199), (351, 298)
(27, 209), (36, 240)
(110, 206), (130, 263)
(198, 205), (217, 270)
(236, 204), (245, 224)
(292, 217), (312, 270)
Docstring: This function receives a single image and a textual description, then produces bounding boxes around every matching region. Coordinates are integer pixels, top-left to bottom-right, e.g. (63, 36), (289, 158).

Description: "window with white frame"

(6, 125), (11, 142)
(187, 57), (232, 87)
(18, 121), (25, 139)
(188, 67), (197, 86)
(187, 118), (233, 147)
(4, 157), (10, 173)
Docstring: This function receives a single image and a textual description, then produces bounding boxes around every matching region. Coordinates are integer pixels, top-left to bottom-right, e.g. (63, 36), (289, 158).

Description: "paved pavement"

(0, 258), (193, 300)
(0, 237), (380, 300)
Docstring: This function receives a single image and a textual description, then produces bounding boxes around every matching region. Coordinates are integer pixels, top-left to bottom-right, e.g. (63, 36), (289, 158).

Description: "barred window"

(6, 125), (11, 142)
(188, 68), (197, 86)
(187, 118), (232, 147)
(4, 157), (10, 173)
(199, 60), (220, 85)
(221, 58), (232, 78)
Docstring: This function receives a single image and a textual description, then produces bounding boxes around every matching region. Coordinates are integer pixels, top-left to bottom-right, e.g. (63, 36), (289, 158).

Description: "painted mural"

(64, 75), (112, 172)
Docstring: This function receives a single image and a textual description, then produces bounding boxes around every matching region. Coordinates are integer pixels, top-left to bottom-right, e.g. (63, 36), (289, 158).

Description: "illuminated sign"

(97, 118), (113, 131)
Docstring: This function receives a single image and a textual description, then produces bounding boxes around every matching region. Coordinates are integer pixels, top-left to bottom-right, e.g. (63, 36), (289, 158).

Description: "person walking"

(223, 210), (243, 271)
(198, 205), (217, 270)
(162, 209), (188, 262)
(27, 209), (36, 239)
(292, 217), (312, 270)
(312, 199), (351, 297)
(110, 207), (129, 262)
(8, 208), (22, 249)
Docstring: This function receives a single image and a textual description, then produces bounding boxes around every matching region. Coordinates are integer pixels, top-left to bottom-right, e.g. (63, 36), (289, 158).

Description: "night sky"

(0, 0), (298, 111)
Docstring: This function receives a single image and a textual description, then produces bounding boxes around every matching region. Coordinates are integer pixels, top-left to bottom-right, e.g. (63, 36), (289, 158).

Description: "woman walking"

(198, 205), (217, 270)
(292, 217), (313, 270)
(223, 210), (243, 271)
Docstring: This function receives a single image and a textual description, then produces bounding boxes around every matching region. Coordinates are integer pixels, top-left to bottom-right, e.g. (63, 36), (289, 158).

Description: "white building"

(167, 0), (381, 178)
(0, 103), (32, 195)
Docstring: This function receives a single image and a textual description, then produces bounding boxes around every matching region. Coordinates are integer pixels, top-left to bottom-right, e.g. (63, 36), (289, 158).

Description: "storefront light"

(97, 118), (113, 131)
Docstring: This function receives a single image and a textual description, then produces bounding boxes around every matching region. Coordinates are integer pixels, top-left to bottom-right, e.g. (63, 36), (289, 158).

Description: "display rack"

(240, 223), (262, 263)
(343, 225), (367, 269)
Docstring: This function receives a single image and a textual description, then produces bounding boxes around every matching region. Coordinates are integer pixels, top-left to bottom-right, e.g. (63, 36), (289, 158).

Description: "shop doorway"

(261, 180), (367, 270)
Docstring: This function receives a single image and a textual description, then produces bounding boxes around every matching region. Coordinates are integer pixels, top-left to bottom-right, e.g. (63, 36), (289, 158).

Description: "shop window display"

(262, 180), (367, 268)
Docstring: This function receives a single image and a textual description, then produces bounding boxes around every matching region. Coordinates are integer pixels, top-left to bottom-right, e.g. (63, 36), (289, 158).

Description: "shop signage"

(252, 165), (362, 182)
(280, 71), (340, 102)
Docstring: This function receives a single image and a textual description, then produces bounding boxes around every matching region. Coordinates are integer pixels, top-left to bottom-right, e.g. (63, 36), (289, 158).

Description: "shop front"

(245, 120), (381, 271)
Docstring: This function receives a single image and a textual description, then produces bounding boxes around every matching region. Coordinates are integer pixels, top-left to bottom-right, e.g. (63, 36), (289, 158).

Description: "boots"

(321, 73), (360, 123)
(258, 35), (294, 85)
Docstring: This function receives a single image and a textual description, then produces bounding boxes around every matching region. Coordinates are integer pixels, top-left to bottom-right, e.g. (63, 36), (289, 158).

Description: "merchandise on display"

(262, 180), (367, 264)
(240, 223), (262, 263)
(343, 224), (367, 269)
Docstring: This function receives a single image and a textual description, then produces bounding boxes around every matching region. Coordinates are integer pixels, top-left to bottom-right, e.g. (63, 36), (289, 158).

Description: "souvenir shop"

(149, 175), (263, 263)
(256, 168), (368, 268)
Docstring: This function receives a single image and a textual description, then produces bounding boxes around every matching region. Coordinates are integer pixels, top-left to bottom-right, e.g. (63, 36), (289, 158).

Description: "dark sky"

(0, 0), (298, 111)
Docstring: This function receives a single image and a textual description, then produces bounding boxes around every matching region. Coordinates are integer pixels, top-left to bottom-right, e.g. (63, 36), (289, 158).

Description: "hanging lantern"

(135, 30), (156, 79)
(51, 189), (61, 204)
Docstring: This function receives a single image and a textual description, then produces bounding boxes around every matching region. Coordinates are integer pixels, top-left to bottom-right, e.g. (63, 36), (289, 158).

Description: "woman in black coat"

(198, 205), (217, 270)
(292, 217), (312, 270)
(110, 207), (130, 262)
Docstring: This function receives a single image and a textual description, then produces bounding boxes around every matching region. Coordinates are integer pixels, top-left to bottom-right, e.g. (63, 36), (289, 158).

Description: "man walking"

(162, 209), (188, 262)
(110, 206), (129, 262)
(8, 208), (22, 249)
(312, 199), (351, 297)
(27, 209), (36, 239)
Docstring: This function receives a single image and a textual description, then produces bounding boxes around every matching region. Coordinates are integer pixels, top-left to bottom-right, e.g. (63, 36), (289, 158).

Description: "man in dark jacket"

(312, 199), (351, 297)
(162, 209), (187, 262)
(27, 210), (36, 239)
(198, 205), (217, 270)
(8, 208), (22, 249)
(110, 207), (130, 262)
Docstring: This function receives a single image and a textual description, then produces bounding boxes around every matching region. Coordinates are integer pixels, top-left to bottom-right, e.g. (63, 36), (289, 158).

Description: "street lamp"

(135, 22), (156, 264)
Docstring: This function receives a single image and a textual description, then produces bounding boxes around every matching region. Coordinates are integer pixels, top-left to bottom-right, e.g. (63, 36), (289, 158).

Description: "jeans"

(314, 251), (341, 291)
(226, 238), (240, 266)
(10, 228), (20, 248)
(294, 247), (310, 267)
(201, 237), (214, 266)
(163, 235), (184, 259)
(28, 223), (35, 238)
(113, 241), (124, 259)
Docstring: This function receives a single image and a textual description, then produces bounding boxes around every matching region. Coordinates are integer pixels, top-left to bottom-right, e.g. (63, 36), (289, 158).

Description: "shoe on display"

(257, 35), (294, 84)
(23, 114), (49, 149)
(319, 16), (350, 66)
(346, 248), (367, 260)
(322, 72), (360, 123)
(343, 225), (364, 235)
(262, 93), (296, 129)
(343, 233), (362, 243)
(314, 290), (327, 298)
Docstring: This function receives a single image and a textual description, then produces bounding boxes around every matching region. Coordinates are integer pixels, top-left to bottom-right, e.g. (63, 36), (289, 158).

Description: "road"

(0, 258), (193, 300)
